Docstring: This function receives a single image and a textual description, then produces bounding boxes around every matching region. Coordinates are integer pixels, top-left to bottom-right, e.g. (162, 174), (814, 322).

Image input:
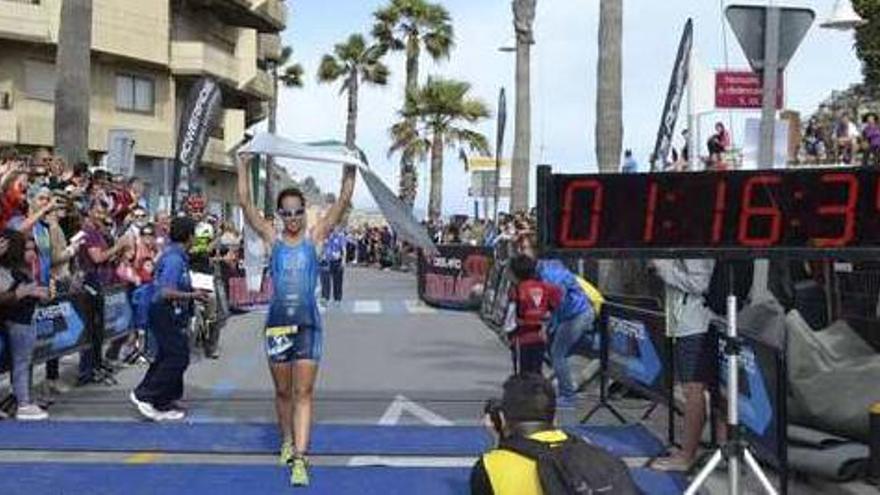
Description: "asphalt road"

(0, 266), (874, 494)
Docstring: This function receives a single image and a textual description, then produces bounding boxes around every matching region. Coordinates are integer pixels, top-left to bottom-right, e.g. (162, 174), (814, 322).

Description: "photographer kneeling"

(471, 373), (638, 495)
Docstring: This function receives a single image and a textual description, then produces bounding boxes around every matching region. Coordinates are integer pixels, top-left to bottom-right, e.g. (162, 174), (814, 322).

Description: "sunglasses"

(278, 208), (305, 219)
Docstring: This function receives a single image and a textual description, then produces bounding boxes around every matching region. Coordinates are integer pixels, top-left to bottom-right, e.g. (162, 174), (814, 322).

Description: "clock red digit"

(813, 173), (859, 248)
(712, 180), (728, 244)
(737, 175), (783, 247)
(560, 179), (604, 248)
(643, 182), (659, 242)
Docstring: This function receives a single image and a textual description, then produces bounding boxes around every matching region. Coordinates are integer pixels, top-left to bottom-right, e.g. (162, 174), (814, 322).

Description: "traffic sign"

(725, 5), (815, 72)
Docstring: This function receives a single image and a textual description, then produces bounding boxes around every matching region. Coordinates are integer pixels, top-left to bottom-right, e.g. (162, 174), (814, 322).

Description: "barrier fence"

(1, 284), (138, 376)
(417, 245), (493, 311)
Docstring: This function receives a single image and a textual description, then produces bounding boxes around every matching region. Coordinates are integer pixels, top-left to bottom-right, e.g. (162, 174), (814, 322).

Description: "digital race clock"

(536, 165), (880, 259)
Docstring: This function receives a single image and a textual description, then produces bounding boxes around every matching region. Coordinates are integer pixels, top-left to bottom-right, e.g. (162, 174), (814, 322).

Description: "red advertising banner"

(715, 70), (783, 109)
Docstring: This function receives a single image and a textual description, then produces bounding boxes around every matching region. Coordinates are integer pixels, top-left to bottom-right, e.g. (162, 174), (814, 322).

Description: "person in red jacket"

(504, 255), (562, 375)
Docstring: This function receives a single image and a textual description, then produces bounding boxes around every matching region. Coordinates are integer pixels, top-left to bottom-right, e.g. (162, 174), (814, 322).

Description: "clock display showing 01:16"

(555, 169), (880, 250)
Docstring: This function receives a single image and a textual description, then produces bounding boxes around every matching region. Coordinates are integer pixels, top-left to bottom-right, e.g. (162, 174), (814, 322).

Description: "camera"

(484, 399), (504, 436)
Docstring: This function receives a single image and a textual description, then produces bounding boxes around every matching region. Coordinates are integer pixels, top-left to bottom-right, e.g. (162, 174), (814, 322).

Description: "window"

(23, 60), (56, 101)
(116, 74), (155, 114)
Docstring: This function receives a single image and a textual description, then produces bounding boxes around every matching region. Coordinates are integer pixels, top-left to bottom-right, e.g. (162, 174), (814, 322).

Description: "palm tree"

(596, 0), (623, 172)
(373, 0), (455, 209)
(318, 34), (390, 149)
(265, 46), (304, 214)
(511, 0), (536, 214)
(54, 0), (93, 164)
(390, 78), (490, 220)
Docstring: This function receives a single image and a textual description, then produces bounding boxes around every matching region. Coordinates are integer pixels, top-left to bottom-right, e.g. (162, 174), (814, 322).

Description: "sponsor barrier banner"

(418, 245), (492, 311)
(102, 285), (133, 340)
(228, 275), (274, 311)
(601, 301), (671, 403)
(715, 328), (787, 469)
(30, 292), (94, 364)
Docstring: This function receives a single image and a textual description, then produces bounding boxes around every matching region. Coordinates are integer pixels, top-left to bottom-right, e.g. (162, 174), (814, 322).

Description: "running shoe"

(16, 404), (49, 421)
(290, 456), (310, 487)
(279, 441), (294, 466)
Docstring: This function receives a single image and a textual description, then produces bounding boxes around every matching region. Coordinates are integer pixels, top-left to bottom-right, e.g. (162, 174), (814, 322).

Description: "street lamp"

(820, 0), (867, 30)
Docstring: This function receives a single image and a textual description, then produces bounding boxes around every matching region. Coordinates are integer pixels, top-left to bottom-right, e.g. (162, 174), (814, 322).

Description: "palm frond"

(317, 55), (344, 83)
(280, 63), (304, 88)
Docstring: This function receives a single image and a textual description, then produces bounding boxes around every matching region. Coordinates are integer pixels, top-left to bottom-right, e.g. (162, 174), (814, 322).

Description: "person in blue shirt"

(130, 217), (210, 422)
(236, 152), (356, 487)
(622, 149), (639, 173)
(535, 259), (596, 408)
(319, 226), (347, 306)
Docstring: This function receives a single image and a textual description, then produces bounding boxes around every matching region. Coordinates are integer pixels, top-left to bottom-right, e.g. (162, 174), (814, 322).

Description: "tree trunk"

(399, 36), (420, 210)
(54, 0), (93, 165)
(511, 0), (536, 214)
(596, 0), (623, 173)
(266, 63), (279, 215)
(428, 133), (444, 221)
(596, 0), (626, 294)
(345, 71), (359, 149)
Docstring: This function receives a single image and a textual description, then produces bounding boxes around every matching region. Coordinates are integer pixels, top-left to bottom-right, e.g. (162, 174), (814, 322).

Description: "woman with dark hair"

(0, 229), (51, 420)
(236, 152), (356, 487)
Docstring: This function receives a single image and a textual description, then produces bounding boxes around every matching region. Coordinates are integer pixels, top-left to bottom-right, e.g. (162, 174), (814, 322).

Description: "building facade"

(0, 0), (286, 216)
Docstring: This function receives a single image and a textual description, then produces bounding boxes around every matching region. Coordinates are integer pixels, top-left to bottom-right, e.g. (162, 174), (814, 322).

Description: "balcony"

(171, 41), (238, 86)
(241, 69), (273, 101)
(202, 137), (232, 169)
(189, 0), (286, 33)
(250, 0), (286, 33)
(258, 33), (282, 63)
(0, 109), (17, 144)
(0, 0), (54, 43)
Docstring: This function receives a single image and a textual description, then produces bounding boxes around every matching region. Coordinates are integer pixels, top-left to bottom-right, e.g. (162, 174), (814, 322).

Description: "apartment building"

(0, 0), (286, 216)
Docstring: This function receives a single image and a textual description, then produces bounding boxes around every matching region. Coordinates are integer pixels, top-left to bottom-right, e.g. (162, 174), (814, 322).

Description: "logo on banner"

(104, 290), (133, 337)
(607, 316), (662, 386)
(719, 341), (773, 435)
(32, 301), (85, 351)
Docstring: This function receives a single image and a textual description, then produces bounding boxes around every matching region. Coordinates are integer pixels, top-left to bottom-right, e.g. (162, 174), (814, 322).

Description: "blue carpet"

(568, 423), (668, 458)
(0, 422), (665, 457)
(0, 463), (686, 495)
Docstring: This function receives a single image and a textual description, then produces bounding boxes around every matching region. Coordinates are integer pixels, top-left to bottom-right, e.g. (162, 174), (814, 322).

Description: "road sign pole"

(759, 7), (781, 169)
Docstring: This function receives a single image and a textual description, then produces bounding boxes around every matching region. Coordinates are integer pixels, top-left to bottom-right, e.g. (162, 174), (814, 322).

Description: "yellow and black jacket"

(469, 429), (569, 495)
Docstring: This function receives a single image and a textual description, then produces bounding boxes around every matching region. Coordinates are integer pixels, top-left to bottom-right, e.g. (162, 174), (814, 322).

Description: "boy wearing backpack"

(470, 373), (638, 495)
(504, 256), (561, 375)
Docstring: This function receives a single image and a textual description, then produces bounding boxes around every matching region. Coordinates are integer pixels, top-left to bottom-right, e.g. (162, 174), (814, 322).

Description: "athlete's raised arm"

(312, 164), (356, 244)
(236, 153), (276, 246)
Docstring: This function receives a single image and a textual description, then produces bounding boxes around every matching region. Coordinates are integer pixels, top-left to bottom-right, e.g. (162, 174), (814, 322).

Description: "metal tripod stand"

(685, 294), (777, 495)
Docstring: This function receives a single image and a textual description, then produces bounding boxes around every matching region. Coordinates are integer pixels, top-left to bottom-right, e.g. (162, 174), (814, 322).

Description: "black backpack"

(500, 433), (640, 495)
(705, 259), (753, 316)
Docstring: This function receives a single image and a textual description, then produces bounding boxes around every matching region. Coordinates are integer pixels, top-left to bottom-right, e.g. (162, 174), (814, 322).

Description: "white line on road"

(347, 456), (477, 468)
(352, 300), (382, 314)
(378, 395), (454, 426)
(403, 300), (439, 315)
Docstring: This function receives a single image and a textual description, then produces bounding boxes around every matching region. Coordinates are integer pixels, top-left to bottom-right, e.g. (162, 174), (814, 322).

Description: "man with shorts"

(236, 152), (355, 487)
(650, 258), (720, 471)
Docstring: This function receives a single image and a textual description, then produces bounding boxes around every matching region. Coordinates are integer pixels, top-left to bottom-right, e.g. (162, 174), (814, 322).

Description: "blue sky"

(274, 0), (862, 215)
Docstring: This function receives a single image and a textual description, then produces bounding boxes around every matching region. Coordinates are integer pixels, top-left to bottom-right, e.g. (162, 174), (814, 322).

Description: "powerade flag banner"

(172, 77), (223, 211)
(650, 19), (692, 170)
(418, 245), (492, 311)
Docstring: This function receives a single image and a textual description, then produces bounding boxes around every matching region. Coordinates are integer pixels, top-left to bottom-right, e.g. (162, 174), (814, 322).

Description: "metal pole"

(753, 5), (781, 303)
(687, 48), (697, 171)
(727, 294), (741, 495)
(759, 6), (781, 168)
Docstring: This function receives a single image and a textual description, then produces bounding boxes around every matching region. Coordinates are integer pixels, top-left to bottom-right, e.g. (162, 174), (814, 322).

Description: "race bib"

(265, 325), (299, 357)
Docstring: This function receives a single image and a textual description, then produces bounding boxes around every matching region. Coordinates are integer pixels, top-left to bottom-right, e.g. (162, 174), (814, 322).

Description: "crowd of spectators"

(802, 112), (880, 166)
(0, 147), (243, 421)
